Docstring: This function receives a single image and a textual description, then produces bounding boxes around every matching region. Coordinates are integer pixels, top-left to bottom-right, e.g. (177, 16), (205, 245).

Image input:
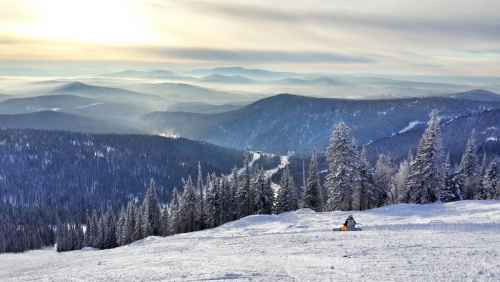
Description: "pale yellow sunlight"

(27, 0), (157, 45)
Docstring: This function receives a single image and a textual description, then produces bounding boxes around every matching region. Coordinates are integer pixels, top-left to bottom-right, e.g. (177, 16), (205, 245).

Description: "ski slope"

(2, 201), (500, 281)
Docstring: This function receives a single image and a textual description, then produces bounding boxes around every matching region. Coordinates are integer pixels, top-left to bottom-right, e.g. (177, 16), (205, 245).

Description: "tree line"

(2, 111), (499, 253)
(54, 110), (499, 252)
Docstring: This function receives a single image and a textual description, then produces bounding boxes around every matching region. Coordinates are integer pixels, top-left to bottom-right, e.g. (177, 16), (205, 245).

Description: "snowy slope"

(2, 201), (500, 281)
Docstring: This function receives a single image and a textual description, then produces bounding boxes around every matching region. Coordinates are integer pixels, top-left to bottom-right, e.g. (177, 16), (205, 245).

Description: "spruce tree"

(205, 174), (222, 228)
(168, 188), (181, 235)
(237, 156), (254, 217)
(325, 123), (362, 211)
(405, 111), (445, 204)
(125, 201), (136, 244)
(116, 207), (128, 246)
(160, 208), (170, 236)
(359, 147), (380, 209)
(254, 168), (274, 214)
(457, 131), (480, 199)
(142, 179), (161, 237)
(303, 151), (322, 211)
(481, 159), (498, 200)
(439, 153), (460, 202)
(179, 177), (198, 233)
(275, 165), (299, 213)
(196, 162), (206, 230)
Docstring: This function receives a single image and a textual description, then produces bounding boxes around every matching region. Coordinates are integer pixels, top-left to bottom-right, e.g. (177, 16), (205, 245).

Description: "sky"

(0, 0), (499, 76)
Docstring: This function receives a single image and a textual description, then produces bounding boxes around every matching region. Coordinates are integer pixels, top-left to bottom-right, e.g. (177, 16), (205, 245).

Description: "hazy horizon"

(1, 0), (499, 77)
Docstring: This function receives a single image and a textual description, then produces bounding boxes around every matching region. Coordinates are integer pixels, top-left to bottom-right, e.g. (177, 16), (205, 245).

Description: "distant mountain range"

(49, 82), (167, 110)
(190, 67), (294, 80)
(165, 102), (244, 114)
(0, 111), (140, 134)
(143, 90), (500, 155)
(446, 89), (500, 102)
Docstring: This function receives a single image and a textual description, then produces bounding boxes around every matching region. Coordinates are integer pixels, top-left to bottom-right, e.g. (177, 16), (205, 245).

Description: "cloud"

(134, 47), (376, 64)
(186, 1), (500, 41)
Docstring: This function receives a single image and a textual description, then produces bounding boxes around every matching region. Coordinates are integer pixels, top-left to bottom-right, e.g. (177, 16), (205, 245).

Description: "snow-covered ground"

(2, 201), (500, 281)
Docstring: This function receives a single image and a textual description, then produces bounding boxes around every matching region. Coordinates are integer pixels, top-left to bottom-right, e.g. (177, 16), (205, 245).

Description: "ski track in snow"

(2, 201), (500, 281)
(399, 120), (424, 134)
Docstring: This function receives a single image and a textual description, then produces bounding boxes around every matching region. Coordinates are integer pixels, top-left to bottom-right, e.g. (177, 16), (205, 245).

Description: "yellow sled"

(332, 224), (362, 232)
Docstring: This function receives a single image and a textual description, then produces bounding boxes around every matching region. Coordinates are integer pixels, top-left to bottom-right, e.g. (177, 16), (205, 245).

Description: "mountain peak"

(449, 89), (500, 102)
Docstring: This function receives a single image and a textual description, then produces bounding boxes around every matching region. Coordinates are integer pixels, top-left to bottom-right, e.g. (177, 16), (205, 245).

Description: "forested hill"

(367, 109), (500, 162)
(143, 92), (500, 154)
(0, 129), (249, 221)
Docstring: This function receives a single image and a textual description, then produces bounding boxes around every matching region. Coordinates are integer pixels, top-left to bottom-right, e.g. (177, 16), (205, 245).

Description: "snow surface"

(2, 201), (500, 281)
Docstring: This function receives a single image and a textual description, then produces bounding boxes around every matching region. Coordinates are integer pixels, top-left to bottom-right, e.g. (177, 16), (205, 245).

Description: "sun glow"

(28, 0), (157, 45)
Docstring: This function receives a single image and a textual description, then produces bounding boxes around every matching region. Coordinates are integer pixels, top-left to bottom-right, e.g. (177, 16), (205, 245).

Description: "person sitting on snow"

(341, 215), (357, 231)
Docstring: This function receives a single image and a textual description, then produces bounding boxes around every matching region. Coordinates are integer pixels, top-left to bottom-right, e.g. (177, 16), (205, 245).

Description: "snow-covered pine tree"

(125, 201), (136, 244)
(160, 208), (169, 236)
(303, 151), (323, 211)
(440, 153), (460, 202)
(359, 147), (380, 209)
(205, 173), (222, 228)
(481, 159), (498, 200)
(229, 167), (239, 221)
(55, 223), (66, 252)
(325, 122), (362, 211)
(116, 207), (128, 246)
(84, 211), (99, 248)
(196, 162), (206, 230)
(142, 179), (161, 237)
(480, 153), (488, 176)
(179, 177), (198, 233)
(102, 209), (117, 249)
(220, 177), (233, 223)
(133, 204), (144, 241)
(168, 187), (181, 234)
(253, 168), (274, 214)
(74, 223), (84, 250)
(374, 154), (395, 204)
(457, 130), (480, 199)
(237, 155), (255, 218)
(275, 165), (299, 213)
(405, 111), (445, 204)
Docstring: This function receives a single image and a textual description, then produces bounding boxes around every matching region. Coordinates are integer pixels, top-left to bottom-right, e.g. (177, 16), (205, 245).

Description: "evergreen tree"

(142, 179), (161, 237)
(253, 168), (274, 214)
(133, 204), (144, 241)
(275, 165), (299, 213)
(405, 111), (445, 204)
(229, 168), (240, 221)
(440, 153), (460, 202)
(116, 207), (128, 246)
(168, 188), (181, 234)
(481, 159), (498, 200)
(125, 201), (136, 244)
(196, 162), (206, 230)
(160, 208), (170, 236)
(303, 151), (322, 211)
(325, 123), (362, 211)
(205, 174), (222, 228)
(179, 177), (198, 233)
(457, 131), (480, 199)
(101, 210), (117, 249)
(374, 154), (395, 202)
(237, 156), (255, 217)
(220, 177), (233, 223)
(359, 147), (380, 209)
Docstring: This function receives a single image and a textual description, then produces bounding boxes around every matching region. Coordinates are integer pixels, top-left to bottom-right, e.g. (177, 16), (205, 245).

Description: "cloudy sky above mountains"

(1, 0), (499, 75)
